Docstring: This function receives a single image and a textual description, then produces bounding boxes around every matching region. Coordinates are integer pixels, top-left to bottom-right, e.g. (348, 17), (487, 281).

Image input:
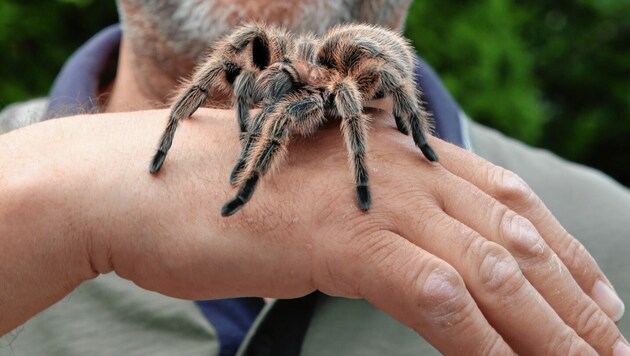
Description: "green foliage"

(0, 0), (117, 109)
(57, 0), (95, 6)
(0, 1), (627, 185)
(405, 0), (630, 186)
(406, 0), (547, 144)
(517, 0), (630, 185)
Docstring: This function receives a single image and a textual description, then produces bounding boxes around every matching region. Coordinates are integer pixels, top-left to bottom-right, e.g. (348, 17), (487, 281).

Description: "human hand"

(3, 108), (625, 354)
(96, 107), (626, 354)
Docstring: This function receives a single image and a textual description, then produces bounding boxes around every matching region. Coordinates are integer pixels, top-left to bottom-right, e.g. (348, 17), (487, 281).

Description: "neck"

(105, 40), (234, 113)
(104, 40), (184, 113)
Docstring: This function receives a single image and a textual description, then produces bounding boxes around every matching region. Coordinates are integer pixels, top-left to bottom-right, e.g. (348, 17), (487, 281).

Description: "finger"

(319, 230), (514, 355)
(395, 207), (597, 355)
(433, 138), (626, 323)
(434, 172), (626, 355)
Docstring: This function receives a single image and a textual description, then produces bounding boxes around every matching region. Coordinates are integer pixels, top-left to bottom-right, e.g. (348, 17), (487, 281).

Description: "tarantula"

(149, 23), (438, 217)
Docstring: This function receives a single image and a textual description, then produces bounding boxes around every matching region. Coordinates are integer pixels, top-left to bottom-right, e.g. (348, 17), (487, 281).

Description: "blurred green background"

(1, 0), (628, 186)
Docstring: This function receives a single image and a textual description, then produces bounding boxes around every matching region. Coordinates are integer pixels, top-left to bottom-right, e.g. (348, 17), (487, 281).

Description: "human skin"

(0, 0), (627, 354)
(0, 107), (627, 355)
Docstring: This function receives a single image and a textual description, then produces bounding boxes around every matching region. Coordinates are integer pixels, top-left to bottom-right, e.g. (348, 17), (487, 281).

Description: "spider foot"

(356, 185), (371, 211)
(420, 143), (439, 163)
(149, 150), (167, 173)
(221, 173), (259, 216)
(221, 197), (246, 217)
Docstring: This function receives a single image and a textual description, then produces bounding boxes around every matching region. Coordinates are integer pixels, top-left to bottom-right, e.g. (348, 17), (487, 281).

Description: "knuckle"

(414, 263), (472, 330)
(550, 329), (577, 355)
(575, 303), (600, 336)
(560, 237), (590, 275)
(548, 329), (593, 356)
(499, 210), (547, 258)
(477, 333), (513, 356)
(493, 169), (536, 208)
(573, 302), (614, 344)
(475, 240), (525, 297)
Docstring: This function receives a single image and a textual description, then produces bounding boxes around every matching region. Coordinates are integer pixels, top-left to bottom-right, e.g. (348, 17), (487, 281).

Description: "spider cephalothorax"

(150, 23), (438, 217)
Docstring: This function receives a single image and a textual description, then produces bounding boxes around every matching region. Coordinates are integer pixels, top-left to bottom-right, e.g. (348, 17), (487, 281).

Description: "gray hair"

(117, 0), (411, 70)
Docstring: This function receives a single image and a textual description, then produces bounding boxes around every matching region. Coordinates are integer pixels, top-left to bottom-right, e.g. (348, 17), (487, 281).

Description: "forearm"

(0, 109), (246, 334)
(0, 118), (98, 334)
(0, 100), (407, 335)
(0, 111), (198, 334)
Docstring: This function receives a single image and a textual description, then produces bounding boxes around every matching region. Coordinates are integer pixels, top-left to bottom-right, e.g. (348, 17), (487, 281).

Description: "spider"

(149, 23), (438, 217)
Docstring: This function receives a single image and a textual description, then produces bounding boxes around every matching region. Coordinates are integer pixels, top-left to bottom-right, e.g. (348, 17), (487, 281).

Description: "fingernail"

(592, 280), (625, 322)
(613, 340), (630, 356)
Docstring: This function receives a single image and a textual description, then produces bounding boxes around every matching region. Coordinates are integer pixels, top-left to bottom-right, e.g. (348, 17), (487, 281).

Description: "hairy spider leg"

(149, 83), (210, 173)
(368, 66), (411, 136)
(320, 26), (414, 138)
(230, 61), (307, 185)
(333, 78), (372, 211)
(149, 59), (247, 173)
(351, 38), (437, 163)
(229, 103), (276, 185)
(393, 112), (411, 136)
(353, 63), (411, 137)
(392, 81), (438, 162)
(150, 24), (280, 173)
(222, 93), (325, 216)
(234, 70), (257, 135)
(231, 25), (287, 135)
(363, 63), (436, 162)
(318, 26), (377, 206)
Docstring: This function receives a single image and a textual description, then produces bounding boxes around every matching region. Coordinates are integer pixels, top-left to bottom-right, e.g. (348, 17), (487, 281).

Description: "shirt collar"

(46, 24), (121, 119)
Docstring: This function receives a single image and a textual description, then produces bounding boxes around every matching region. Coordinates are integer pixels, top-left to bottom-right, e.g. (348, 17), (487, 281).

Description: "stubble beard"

(116, 0), (410, 102)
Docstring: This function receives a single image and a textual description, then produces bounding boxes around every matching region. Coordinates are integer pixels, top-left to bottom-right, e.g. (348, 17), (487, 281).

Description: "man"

(0, 0), (628, 355)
